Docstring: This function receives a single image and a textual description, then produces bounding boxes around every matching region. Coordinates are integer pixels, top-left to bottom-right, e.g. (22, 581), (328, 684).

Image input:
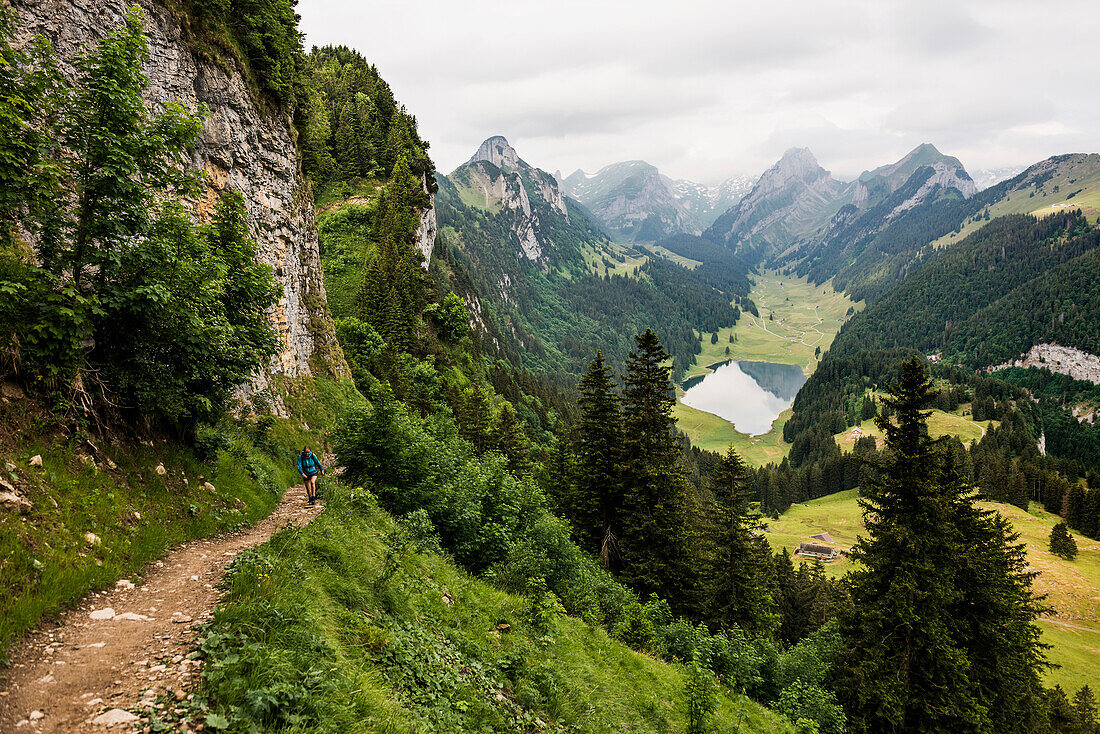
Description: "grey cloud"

(299, 0), (1100, 181)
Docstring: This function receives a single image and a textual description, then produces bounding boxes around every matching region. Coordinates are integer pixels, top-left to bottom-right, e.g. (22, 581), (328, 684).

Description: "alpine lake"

(680, 360), (808, 436)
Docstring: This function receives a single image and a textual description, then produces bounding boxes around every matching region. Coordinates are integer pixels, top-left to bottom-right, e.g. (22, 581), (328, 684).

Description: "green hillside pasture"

(833, 406), (993, 450)
(684, 270), (862, 381)
(672, 400), (793, 466)
(764, 489), (1100, 691)
(577, 241), (648, 278)
(643, 244), (702, 270)
(195, 482), (795, 733)
(933, 156), (1100, 248)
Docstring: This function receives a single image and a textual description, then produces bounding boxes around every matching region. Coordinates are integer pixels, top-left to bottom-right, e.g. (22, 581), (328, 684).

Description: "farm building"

(810, 532), (834, 544)
(796, 542), (839, 561)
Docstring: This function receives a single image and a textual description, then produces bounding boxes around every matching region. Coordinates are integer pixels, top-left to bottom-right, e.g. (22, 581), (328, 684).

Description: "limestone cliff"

(12, 0), (348, 399)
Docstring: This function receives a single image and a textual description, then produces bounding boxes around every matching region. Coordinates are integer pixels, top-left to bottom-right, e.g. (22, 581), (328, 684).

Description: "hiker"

(297, 446), (324, 505)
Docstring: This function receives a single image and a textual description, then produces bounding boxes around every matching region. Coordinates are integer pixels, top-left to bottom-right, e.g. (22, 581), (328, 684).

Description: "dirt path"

(0, 491), (322, 733)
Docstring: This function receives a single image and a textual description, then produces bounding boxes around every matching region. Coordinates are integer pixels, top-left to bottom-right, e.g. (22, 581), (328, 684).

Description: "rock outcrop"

(704, 148), (847, 261)
(446, 136), (579, 263)
(989, 343), (1100, 385)
(12, 0), (348, 398)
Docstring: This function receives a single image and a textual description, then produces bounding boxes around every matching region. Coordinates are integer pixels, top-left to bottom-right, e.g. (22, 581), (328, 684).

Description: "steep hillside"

(561, 160), (699, 241)
(560, 160), (754, 241)
(436, 138), (748, 377)
(787, 144), (978, 301)
(704, 148), (848, 263)
(932, 153), (1100, 247)
(190, 480), (797, 733)
(12, 0), (347, 394)
(829, 212), (1100, 367)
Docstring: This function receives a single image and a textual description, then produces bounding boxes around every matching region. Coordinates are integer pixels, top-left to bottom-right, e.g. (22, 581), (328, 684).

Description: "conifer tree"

(836, 357), (1047, 734)
(1049, 521), (1078, 560)
(569, 350), (623, 562)
(1073, 686), (1098, 734)
(700, 446), (777, 634)
(619, 330), (691, 603)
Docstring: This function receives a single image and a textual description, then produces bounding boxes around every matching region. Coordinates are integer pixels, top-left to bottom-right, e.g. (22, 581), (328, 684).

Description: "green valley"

(764, 489), (1100, 692)
(673, 271), (861, 464)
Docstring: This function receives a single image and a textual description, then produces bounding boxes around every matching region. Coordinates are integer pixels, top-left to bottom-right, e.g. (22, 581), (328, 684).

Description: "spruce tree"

(836, 357), (1047, 734)
(619, 329), (691, 603)
(1049, 522), (1078, 560)
(1073, 686), (1098, 734)
(700, 446), (777, 634)
(570, 350), (623, 563)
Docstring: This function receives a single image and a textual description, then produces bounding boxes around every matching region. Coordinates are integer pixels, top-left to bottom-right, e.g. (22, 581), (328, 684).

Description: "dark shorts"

(304, 472), (318, 479)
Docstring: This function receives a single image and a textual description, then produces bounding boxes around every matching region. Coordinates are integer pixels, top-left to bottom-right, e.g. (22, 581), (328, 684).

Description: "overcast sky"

(297, 0), (1099, 184)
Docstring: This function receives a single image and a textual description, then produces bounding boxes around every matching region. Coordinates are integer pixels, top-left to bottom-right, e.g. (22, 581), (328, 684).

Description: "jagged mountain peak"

(468, 135), (522, 171)
(766, 147), (830, 184)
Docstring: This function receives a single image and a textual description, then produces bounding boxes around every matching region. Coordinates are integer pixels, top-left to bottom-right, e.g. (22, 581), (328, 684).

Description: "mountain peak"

(469, 135), (521, 170)
(766, 147), (828, 183)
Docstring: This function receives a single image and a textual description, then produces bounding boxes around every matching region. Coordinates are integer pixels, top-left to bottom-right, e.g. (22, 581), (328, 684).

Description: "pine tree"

(569, 350), (623, 563)
(700, 446), (776, 634)
(1073, 686), (1098, 734)
(1066, 484), (1087, 531)
(836, 357), (1048, 734)
(1049, 522), (1078, 560)
(619, 330), (691, 603)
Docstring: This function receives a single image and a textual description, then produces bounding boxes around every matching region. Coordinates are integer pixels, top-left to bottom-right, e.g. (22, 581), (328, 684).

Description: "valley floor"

(0, 491), (323, 732)
(674, 271), (860, 463)
(765, 489), (1100, 692)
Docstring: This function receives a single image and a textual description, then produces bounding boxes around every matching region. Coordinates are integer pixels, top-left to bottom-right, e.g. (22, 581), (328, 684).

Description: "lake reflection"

(681, 360), (807, 435)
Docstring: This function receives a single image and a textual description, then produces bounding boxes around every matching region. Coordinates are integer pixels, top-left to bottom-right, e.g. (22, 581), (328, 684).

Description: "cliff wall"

(12, 0), (348, 399)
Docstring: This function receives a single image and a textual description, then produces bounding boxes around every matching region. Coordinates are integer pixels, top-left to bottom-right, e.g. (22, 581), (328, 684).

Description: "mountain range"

(558, 161), (753, 242)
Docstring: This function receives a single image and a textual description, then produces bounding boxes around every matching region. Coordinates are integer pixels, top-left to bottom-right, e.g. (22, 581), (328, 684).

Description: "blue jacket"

(297, 452), (323, 476)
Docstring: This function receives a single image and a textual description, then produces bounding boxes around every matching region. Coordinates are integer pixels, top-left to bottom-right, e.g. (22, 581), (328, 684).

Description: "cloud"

(298, 0), (1100, 182)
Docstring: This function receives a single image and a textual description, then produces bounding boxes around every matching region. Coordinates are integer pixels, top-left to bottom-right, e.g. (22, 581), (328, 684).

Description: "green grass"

(764, 489), (1100, 692)
(675, 271), (861, 465)
(673, 401), (794, 465)
(833, 405), (993, 450)
(193, 482), (795, 733)
(577, 242), (648, 278)
(0, 376), (356, 656)
(643, 244), (702, 270)
(931, 155), (1100, 248)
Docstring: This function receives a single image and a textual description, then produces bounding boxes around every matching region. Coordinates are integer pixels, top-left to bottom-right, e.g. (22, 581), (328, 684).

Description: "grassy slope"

(833, 404), (993, 450)
(765, 489), (1100, 691)
(196, 482), (794, 733)
(0, 376), (357, 656)
(932, 156), (1100, 248)
(673, 270), (861, 465)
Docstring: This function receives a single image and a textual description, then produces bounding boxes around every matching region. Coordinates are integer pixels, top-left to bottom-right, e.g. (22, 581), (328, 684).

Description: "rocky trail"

(0, 491), (323, 733)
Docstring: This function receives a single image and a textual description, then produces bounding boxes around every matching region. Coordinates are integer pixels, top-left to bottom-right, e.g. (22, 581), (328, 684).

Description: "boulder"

(84, 531), (101, 547)
(1, 381), (24, 399)
(0, 490), (32, 514)
(203, 482), (216, 492)
(91, 709), (139, 727)
(29, 455), (43, 467)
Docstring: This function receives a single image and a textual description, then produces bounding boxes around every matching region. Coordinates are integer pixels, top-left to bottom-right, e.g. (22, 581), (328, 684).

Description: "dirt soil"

(0, 491), (322, 732)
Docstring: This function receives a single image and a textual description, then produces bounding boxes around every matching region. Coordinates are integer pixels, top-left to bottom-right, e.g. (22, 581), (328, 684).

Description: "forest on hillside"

(3, 4), (1100, 734)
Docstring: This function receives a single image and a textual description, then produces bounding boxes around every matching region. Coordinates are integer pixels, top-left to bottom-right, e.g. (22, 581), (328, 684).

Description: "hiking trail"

(0, 491), (322, 733)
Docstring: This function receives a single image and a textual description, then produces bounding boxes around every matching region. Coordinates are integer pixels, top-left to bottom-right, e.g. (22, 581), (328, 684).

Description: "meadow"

(765, 489), (1100, 692)
(674, 270), (861, 465)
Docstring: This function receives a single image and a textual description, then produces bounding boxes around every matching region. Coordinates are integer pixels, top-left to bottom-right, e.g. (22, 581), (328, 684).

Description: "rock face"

(561, 160), (698, 241)
(11, 0), (347, 397)
(704, 148), (847, 261)
(990, 343), (1100, 385)
(446, 136), (575, 263)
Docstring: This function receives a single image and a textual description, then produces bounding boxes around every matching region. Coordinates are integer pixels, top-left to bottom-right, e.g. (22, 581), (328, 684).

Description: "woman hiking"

(297, 446), (324, 505)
